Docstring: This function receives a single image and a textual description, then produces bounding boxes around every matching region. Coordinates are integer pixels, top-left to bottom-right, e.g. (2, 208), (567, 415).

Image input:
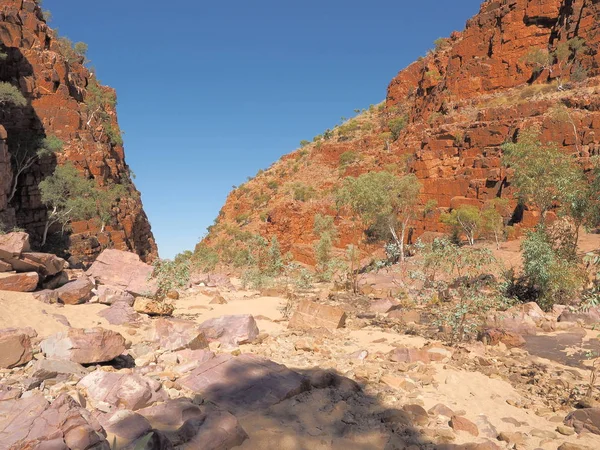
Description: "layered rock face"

(203, 0), (600, 265)
(0, 0), (156, 262)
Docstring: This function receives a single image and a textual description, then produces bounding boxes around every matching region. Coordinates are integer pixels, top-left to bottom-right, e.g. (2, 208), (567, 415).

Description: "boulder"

(151, 318), (208, 351)
(0, 260), (11, 272)
(78, 370), (168, 411)
(86, 249), (157, 297)
(134, 297), (174, 316)
(98, 302), (142, 325)
(210, 294), (228, 304)
(179, 354), (309, 412)
(388, 347), (431, 364)
(31, 358), (87, 382)
(479, 328), (526, 348)
(0, 393), (109, 449)
(41, 270), (69, 290)
(9, 252), (67, 277)
(370, 297), (401, 313)
(450, 415), (479, 436)
(0, 271), (38, 292)
(137, 398), (248, 449)
(388, 309), (422, 323)
(41, 328), (126, 364)
(97, 284), (135, 306)
(32, 289), (59, 304)
(56, 278), (94, 305)
(198, 314), (259, 347)
(288, 299), (347, 331)
(0, 231), (30, 260)
(564, 408), (600, 435)
(0, 329), (33, 369)
(100, 410), (152, 449)
(559, 307), (600, 326)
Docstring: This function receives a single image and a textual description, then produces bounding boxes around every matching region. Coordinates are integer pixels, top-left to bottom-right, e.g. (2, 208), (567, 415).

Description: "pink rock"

(288, 299), (347, 331)
(0, 260), (11, 272)
(0, 232), (30, 260)
(151, 317), (208, 351)
(41, 328), (126, 364)
(0, 329), (33, 369)
(175, 348), (215, 364)
(86, 249), (157, 297)
(56, 278), (94, 305)
(370, 298), (401, 313)
(0, 271), (38, 292)
(32, 289), (59, 304)
(564, 408), (600, 435)
(388, 347), (431, 364)
(98, 302), (141, 325)
(9, 252), (67, 277)
(479, 328), (526, 348)
(198, 314), (259, 346)
(78, 370), (167, 411)
(97, 284), (135, 306)
(450, 415), (480, 436)
(179, 354), (309, 412)
(100, 410), (152, 447)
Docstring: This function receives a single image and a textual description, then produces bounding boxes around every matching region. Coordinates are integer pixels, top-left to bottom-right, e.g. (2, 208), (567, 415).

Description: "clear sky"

(43, 0), (482, 259)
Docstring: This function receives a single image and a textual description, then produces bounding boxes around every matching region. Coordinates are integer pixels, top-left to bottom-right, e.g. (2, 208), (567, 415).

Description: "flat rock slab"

(86, 249), (157, 297)
(198, 314), (259, 347)
(151, 317), (208, 351)
(0, 260), (12, 272)
(0, 393), (109, 449)
(56, 277), (94, 305)
(564, 408), (600, 435)
(179, 354), (309, 413)
(0, 329), (33, 369)
(288, 299), (347, 331)
(98, 302), (142, 325)
(0, 271), (38, 292)
(41, 327), (126, 364)
(97, 284), (135, 306)
(370, 298), (401, 313)
(78, 370), (167, 411)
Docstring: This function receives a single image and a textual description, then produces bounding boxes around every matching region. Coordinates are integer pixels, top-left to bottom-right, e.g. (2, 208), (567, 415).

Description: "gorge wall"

(202, 0), (600, 265)
(0, 0), (157, 262)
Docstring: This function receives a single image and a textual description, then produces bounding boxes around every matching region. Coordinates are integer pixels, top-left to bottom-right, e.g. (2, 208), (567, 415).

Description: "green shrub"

(290, 182), (315, 202)
(267, 180), (279, 190)
(339, 151), (358, 167)
(300, 140), (310, 148)
(388, 115), (408, 141)
(434, 37), (450, 51)
(152, 256), (190, 298)
(0, 82), (26, 107)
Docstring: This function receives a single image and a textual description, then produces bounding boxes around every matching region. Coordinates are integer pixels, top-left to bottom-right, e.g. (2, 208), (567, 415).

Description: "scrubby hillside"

(201, 0), (600, 267)
(0, 0), (157, 262)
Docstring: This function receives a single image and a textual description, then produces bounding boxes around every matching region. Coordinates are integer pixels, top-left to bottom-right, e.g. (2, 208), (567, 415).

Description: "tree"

(7, 134), (63, 203)
(524, 38), (587, 89)
(501, 127), (581, 225)
(440, 205), (482, 246)
(38, 163), (96, 246)
(313, 214), (338, 279)
(388, 115), (408, 141)
(481, 198), (510, 249)
(93, 182), (127, 232)
(336, 171), (422, 262)
(0, 82), (26, 108)
(85, 78), (123, 145)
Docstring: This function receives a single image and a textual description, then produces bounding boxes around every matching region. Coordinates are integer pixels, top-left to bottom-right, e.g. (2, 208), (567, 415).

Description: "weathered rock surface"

(98, 302), (141, 325)
(179, 354), (310, 412)
(198, 314), (259, 347)
(97, 284), (135, 306)
(288, 299), (347, 331)
(564, 408), (600, 435)
(41, 328), (126, 364)
(0, 271), (38, 292)
(0, 329), (33, 369)
(56, 277), (94, 305)
(78, 370), (168, 411)
(151, 318), (208, 351)
(480, 328), (526, 348)
(0, 393), (109, 449)
(87, 249), (157, 297)
(0, 232), (30, 260)
(134, 297), (174, 316)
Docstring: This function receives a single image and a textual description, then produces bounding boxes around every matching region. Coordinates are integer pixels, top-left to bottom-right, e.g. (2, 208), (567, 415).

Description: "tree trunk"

(41, 219), (50, 247)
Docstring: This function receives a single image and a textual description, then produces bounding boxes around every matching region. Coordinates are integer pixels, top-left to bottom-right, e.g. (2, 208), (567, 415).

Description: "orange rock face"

(0, 0), (156, 262)
(202, 0), (600, 266)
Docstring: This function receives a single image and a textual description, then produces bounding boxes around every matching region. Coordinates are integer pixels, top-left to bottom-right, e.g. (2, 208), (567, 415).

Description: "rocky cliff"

(0, 0), (157, 262)
(202, 0), (600, 265)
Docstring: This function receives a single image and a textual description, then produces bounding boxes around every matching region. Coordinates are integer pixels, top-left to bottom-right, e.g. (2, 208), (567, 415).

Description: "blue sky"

(43, 0), (482, 258)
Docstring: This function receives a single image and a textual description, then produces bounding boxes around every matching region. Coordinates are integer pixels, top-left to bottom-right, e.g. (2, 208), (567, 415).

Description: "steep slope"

(202, 0), (600, 266)
(0, 0), (157, 262)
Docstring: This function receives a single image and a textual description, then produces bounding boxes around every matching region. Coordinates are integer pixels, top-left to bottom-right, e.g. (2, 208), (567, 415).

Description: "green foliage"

(523, 48), (553, 75)
(73, 42), (88, 57)
(388, 115), (408, 141)
(105, 122), (123, 146)
(337, 120), (360, 139)
(571, 62), (588, 83)
(56, 37), (87, 64)
(267, 180), (279, 190)
(313, 214), (338, 280)
(93, 182), (127, 231)
(521, 228), (584, 310)
(0, 82), (26, 107)
(501, 127), (581, 222)
(339, 151), (358, 167)
(481, 199), (509, 248)
(289, 182), (315, 202)
(85, 78), (123, 146)
(299, 140), (310, 148)
(192, 243), (219, 273)
(0, 51), (7, 61)
(152, 255), (190, 298)
(433, 37), (450, 51)
(440, 205), (482, 246)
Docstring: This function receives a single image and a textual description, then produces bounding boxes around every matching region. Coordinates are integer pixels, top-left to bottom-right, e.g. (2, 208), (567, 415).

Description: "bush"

(152, 256), (191, 298)
(290, 182), (315, 202)
(339, 151), (358, 167)
(0, 82), (26, 107)
(440, 205), (482, 246)
(300, 140), (310, 148)
(434, 37), (450, 51)
(388, 115), (408, 141)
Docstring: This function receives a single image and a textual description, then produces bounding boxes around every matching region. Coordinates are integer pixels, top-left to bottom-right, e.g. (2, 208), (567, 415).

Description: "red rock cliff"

(0, 0), (157, 262)
(202, 0), (600, 265)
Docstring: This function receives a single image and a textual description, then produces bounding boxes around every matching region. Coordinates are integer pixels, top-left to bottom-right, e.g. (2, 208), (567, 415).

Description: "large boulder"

(78, 370), (168, 411)
(288, 299), (347, 331)
(179, 354), (309, 412)
(151, 317), (208, 351)
(87, 249), (157, 297)
(98, 302), (142, 325)
(97, 284), (135, 306)
(56, 277), (94, 305)
(0, 329), (33, 369)
(41, 328), (126, 364)
(0, 232), (30, 260)
(0, 393), (109, 449)
(8, 252), (67, 277)
(564, 408), (600, 435)
(198, 314), (259, 347)
(0, 271), (38, 292)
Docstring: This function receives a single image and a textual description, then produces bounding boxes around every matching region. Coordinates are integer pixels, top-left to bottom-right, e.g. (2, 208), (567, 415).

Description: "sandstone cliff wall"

(0, 0), (157, 262)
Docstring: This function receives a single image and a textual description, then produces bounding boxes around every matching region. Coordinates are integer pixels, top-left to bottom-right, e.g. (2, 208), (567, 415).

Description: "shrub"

(0, 82), (26, 107)
(434, 37), (450, 51)
(388, 115), (408, 141)
(339, 151), (358, 167)
(300, 140), (310, 148)
(440, 205), (482, 246)
(152, 256), (191, 298)
(267, 180), (279, 190)
(290, 182), (315, 202)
